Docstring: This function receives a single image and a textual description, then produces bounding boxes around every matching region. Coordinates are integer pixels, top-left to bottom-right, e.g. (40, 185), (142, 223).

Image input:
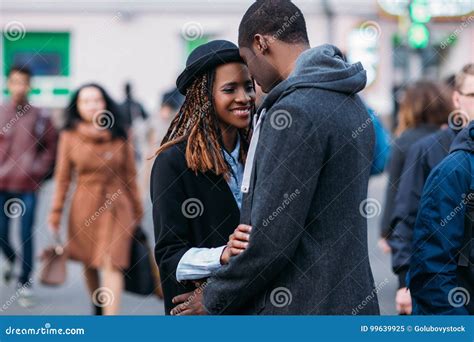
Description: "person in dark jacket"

(380, 81), (452, 240)
(409, 120), (474, 315)
(389, 63), (474, 314)
(120, 82), (148, 129)
(172, 0), (379, 315)
(0, 66), (57, 305)
(151, 40), (256, 314)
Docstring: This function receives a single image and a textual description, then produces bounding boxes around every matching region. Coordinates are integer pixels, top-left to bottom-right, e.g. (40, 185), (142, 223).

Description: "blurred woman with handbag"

(48, 83), (143, 315)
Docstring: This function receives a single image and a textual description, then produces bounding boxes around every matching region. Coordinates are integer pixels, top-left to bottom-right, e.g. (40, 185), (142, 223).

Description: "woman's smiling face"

(212, 62), (255, 132)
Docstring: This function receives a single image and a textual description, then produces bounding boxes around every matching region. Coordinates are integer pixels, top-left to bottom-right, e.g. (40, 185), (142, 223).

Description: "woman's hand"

(220, 224), (252, 265)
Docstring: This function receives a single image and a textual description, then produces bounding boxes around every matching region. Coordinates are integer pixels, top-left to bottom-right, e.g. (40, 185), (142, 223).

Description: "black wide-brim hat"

(176, 40), (244, 95)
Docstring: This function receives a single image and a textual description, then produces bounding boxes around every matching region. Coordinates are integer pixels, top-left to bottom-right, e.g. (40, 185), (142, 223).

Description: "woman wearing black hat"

(151, 40), (255, 314)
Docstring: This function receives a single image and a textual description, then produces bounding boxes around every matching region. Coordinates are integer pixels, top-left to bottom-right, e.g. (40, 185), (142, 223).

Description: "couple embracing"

(151, 0), (379, 315)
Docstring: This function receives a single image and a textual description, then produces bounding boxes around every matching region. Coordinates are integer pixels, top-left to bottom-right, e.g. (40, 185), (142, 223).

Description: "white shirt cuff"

(176, 245), (226, 282)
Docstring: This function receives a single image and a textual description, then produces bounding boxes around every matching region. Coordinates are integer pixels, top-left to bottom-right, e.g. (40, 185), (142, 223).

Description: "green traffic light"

(408, 23), (430, 49)
(410, 0), (432, 23)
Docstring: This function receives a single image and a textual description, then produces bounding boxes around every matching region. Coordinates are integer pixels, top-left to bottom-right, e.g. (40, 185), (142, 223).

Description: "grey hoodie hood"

(259, 44), (367, 111)
(449, 120), (474, 153)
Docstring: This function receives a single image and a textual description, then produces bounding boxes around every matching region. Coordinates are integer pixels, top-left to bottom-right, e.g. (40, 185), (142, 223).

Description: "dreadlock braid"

(155, 73), (252, 180)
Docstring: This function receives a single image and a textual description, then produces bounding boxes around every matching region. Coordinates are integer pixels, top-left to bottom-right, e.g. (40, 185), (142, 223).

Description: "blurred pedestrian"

(389, 64), (473, 314)
(120, 82), (149, 163)
(143, 88), (183, 194)
(0, 66), (57, 306)
(380, 81), (451, 244)
(146, 88), (184, 149)
(48, 83), (143, 315)
(120, 82), (149, 130)
(151, 40), (254, 315)
(409, 120), (474, 315)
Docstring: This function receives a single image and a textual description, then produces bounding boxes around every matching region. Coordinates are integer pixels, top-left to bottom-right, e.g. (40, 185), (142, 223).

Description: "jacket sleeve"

(388, 143), (427, 287)
(124, 138), (143, 222)
(48, 131), (72, 227)
(203, 104), (323, 314)
(409, 153), (470, 315)
(151, 149), (193, 284)
(380, 141), (405, 238)
(31, 117), (58, 182)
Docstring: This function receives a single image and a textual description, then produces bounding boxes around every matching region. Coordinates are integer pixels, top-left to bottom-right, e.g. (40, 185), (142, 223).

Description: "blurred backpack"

(34, 110), (56, 181)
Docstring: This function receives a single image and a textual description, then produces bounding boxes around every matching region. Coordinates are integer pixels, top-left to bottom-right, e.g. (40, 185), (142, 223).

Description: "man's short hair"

(8, 65), (32, 79)
(238, 0), (309, 48)
(455, 63), (474, 92)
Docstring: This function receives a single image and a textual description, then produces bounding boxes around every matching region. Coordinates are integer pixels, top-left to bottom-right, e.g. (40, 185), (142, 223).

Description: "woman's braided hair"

(155, 72), (252, 180)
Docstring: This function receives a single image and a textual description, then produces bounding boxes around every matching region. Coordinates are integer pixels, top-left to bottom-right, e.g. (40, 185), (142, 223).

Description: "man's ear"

(452, 90), (461, 109)
(253, 34), (269, 54)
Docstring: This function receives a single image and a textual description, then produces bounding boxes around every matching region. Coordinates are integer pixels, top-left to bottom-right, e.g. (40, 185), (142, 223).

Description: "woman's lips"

(231, 107), (251, 118)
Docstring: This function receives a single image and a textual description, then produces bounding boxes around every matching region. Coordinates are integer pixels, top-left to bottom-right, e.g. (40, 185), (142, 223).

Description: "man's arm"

(389, 143), (427, 287)
(203, 104), (324, 314)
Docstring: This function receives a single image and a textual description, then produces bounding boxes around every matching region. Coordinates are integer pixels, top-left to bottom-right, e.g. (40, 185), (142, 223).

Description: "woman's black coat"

(150, 141), (240, 314)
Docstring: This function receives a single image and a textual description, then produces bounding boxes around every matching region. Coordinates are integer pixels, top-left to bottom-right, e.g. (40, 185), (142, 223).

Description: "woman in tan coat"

(48, 83), (143, 315)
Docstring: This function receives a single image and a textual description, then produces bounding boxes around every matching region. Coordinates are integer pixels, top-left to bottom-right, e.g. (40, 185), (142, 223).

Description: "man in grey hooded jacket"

(171, 0), (380, 315)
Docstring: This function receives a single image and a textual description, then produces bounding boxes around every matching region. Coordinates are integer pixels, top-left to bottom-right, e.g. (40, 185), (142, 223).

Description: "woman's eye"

(222, 88), (235, 93)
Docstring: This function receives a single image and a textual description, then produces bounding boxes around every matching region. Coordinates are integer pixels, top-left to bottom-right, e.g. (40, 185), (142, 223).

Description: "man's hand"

(220, 224), (252, 264)
(171, 287), (207, 315)
(396, 287), (412, 315)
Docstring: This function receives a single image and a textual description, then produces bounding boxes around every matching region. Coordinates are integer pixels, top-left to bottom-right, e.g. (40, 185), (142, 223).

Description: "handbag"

(39, 234), (67, 286)
(124, 226), (163, 298)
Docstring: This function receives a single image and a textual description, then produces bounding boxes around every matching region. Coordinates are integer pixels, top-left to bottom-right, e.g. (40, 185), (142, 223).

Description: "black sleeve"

(388, 143), (427, 287)
(139, 104), (149, 120)
(151, 148), (191, 287)
(380, 142), (405, 238)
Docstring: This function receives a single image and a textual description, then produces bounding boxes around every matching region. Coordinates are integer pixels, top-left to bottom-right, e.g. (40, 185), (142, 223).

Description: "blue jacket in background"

(409, 121), (474, 315)
(368, 108), (391, 175)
